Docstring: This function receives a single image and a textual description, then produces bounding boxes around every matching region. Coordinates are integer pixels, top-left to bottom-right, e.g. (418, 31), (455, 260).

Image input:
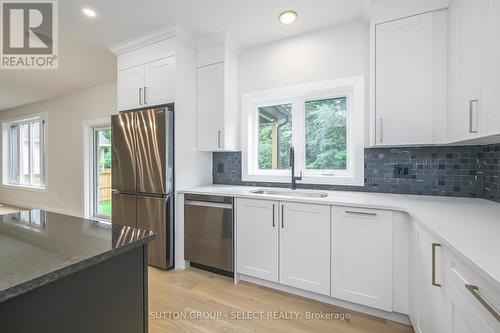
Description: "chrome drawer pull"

(185, 200), (233, 210)
(465, 284), (500, 322)
(345, 210), (377, 216)
(432, 243), (441, 287)
(281, 205), (284, 229)
(272, 204), (275, 227)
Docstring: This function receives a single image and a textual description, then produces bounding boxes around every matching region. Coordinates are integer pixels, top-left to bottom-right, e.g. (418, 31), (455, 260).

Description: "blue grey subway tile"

(212, 143), (500, 203)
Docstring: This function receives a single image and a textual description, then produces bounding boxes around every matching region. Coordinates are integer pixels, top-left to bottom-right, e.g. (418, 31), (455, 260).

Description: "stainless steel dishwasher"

(184, 194), (234, 274)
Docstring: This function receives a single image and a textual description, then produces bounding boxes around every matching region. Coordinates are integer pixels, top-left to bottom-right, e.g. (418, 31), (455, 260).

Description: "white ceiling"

(0, 0), (369, 111)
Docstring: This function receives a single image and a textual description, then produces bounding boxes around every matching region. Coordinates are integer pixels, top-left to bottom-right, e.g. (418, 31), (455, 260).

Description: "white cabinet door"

(413, 227), (449, 333)
(144, 56), (175, 107)
(448, 0), (482, 141)
(117, 65), (144, 111)
(279, 202), (330, 296)
(196, 63), (225, 151)
(375, 11), (444, 145)
(236, 198), (279, 282)
(448, 284), (497, 333)
(480, 0), (500, 136)
(331, 207), (393, 311)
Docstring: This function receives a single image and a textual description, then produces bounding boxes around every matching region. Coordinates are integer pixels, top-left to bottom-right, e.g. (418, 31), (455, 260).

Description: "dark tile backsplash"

(212, 144), (500, 203)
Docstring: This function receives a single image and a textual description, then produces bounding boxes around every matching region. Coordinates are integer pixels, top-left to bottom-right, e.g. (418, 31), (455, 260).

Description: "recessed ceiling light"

(83, 8), (96, 18)
(279, 10), (297, 25)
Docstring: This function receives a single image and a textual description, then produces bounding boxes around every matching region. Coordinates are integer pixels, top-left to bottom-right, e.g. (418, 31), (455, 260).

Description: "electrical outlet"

(394, 164), (411, 178)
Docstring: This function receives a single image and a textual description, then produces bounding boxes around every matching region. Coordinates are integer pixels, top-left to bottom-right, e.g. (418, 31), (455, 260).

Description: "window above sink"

(241, 76), (365, 186)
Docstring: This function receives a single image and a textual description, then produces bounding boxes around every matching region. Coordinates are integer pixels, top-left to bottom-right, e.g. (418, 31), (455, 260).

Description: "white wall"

(0, 83), (116, 216)
(239, 21), (369, 94)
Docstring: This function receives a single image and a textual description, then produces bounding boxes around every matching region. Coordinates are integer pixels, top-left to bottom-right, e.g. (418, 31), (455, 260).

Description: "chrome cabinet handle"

(465, 284), (500, 322)
(139, 88), (143, 105)
(432, 243), (442, 287)
(217, 130), (222, 149)
(272, 204), (275, 227)
(281, 205), (284, 229)
(469, 99), (478, 133)
(144, 86), (148, 104)
(345, 210), (377, 216)
(379, 118), (383, 143)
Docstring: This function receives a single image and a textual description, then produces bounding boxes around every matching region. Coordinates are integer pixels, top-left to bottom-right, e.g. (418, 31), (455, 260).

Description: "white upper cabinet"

(448, 0), (481, 142)
(480, 0), (500, 137)
(117, 65), (145, 111)
(116, 55), (175, 112)
(197, 62), (225, 151)
(374, 10), (447, 146)
(448, 0), (500, 143)
(331, 206), (394, 311)
(279, 202), (330, 296)
(110, 29), (178, 112)
(236, 198), (279, 282)
(144, 57), (176, 107)
(196, 34), (240, 151)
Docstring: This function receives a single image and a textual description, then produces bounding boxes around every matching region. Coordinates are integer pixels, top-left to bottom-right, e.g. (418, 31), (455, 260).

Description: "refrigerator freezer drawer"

(112, 193), (137, 228)
(136, 195), (173, 270)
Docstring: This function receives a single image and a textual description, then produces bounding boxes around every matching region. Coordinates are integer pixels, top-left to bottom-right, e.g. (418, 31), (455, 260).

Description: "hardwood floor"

(148, 267), (414, 333)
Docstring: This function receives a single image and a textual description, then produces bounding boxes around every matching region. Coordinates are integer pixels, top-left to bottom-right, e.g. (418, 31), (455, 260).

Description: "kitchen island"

(0, 209), (154, 333)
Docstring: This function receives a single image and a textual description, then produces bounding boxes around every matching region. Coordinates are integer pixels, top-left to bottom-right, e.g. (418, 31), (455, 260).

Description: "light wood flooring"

(148, 267), (414, 333)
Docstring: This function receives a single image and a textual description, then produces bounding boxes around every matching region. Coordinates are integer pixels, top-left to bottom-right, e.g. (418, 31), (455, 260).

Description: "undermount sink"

(249, 189), (329, 198)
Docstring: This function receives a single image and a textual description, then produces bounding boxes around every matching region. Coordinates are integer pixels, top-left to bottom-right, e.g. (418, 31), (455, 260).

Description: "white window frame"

(1, 112), (48, 190)
(83, 119), (112, 222)
(242, 76), (365, 186)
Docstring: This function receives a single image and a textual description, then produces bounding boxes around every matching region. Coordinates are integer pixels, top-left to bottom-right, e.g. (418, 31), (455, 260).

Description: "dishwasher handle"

(185, 200), (233, 210)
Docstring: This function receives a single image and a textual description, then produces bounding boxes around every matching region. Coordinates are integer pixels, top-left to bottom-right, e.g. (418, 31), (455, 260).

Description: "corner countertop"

(0, 209), (155, 303)
(178, 185), (500, 290)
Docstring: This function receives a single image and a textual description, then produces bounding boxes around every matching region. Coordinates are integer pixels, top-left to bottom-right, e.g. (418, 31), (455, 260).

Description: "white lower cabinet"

(280, 202), (330, 296)
(235, 196), (500, 331)
(331, 206), (394, 311)
(447, 253), (500, 333)
(411, 225), (449, 333)
(236, 198), (279, 282)
(409, 223), (500, 333)
(448, 284), (498, 333)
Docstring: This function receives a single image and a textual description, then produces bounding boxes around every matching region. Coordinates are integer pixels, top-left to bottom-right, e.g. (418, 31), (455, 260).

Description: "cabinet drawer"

(447, 253), (500, 329)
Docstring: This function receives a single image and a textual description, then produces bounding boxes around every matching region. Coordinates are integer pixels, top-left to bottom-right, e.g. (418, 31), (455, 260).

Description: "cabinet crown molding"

(197, 31), (241, 54)
(109, 23), (195, 55)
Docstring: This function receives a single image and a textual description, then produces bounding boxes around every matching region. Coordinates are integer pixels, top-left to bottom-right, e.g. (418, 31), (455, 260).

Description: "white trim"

(82, 118), (111, 220)
(197, 31), (241, 54)
(0, 197), (82, 218)
(109, 24), (195, 55)
(237, 273), (411, 326)
(0, 184), (48, 192)
(1, 111), (48, 189)
(241, 77), (365, 186)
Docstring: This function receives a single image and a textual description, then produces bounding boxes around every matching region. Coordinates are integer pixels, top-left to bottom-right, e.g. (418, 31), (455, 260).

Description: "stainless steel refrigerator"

(111, 106), (174, 270)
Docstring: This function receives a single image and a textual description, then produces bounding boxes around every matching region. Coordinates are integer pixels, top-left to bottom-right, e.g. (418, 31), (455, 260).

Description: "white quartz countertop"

(178, 185), (500, 290)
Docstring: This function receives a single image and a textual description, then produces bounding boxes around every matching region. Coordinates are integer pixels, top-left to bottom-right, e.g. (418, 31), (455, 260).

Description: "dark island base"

(0, 245), (148, 333)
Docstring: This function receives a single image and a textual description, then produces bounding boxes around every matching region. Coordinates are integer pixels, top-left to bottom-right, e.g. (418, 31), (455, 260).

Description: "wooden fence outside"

(99, 168), (112, 202)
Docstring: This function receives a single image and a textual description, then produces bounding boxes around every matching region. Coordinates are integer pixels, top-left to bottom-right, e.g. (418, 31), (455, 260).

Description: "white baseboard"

(0, 198), (82, 218)
(238, 274), (412, 326)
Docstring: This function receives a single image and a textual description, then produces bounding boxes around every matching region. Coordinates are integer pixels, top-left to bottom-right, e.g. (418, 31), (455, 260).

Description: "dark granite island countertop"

(0, 209), (155, 333)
